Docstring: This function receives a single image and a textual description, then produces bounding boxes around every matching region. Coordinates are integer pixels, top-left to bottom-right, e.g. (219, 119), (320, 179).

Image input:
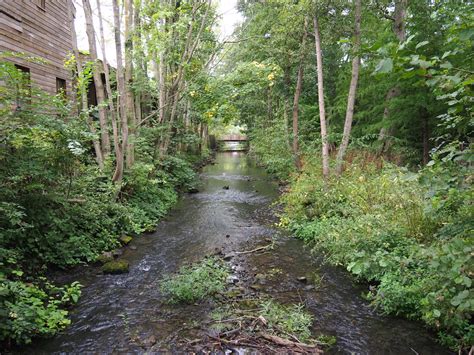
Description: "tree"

(335, 0), (361, 175)
(82, 0), (111, 159)
(292, 17), (308, 170)
(112, 0), (128, 183)
(313, 14), (329, 179)
(96, 0), (123, 182)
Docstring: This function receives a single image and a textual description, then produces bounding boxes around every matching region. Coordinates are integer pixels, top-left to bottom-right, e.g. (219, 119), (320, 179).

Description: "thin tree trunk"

(421, 109), (430, 165)
(68, 0), (104, 169)
(82, 0), (111, 159)
(292, 17), (308, 170)
(378, 0), (407, 155)
(97, 0), (123, 182)
(124, 0), (136, 168)
(283, 67), (291, 149)
(335, 0), (361, 175)
(313, 15), (330, 179)
(113, 0), (128, 183)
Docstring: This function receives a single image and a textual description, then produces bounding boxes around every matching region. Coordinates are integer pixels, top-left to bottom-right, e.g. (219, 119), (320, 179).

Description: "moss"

(119, 235), (133, 245)
(96, 252), (114, 265)
(102, 259), (129, 274)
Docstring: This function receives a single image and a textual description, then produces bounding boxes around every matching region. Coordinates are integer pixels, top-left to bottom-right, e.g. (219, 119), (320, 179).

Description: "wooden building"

(0, 0), (73, 96)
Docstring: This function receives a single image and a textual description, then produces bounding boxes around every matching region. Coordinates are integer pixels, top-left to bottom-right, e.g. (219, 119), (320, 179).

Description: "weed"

(160, 257), (229, 304)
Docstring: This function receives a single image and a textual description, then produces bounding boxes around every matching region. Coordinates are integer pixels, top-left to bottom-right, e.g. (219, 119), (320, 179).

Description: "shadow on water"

(31, 152), (452, 354)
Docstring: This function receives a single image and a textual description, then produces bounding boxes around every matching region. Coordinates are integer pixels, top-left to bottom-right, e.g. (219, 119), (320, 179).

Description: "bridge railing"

(218, 134), (248, 141)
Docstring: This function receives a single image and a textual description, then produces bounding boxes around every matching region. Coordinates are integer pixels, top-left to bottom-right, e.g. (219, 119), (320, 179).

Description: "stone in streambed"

(223, 185), (230, 190)
(96, 251), (114, 265)
(102, 259), (130, 274)
(188, 187), (199, 193)
(297, 276), (308, 283)
(119, 235), (133, 245)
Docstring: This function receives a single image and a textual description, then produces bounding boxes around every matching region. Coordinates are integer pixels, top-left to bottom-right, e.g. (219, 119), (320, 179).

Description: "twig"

(235, 243), (273, 255)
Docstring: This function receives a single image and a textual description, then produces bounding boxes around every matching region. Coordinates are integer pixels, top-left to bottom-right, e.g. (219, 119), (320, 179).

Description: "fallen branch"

(259, 333), (322, 353)
(235, 243), (273, 255)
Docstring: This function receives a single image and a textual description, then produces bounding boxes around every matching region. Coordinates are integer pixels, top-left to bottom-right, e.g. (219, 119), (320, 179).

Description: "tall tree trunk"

(313, 15), (330, 179)
(421, 108), (430, 165)
(283, 67), (291, 149)
(124, 0), (136, 168)
(113, 0), (128, 183)
(292, 17), (308, 170)
(335, 0), (361, 175)
(82, 0), (111, 159)
(378, 0), (407, 155)
(68, 0), (104, 169)
(97, 0), (123, 182)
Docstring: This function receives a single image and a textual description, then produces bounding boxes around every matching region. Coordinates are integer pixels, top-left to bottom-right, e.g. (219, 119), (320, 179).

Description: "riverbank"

(26, 152), (451, 353)
(251, 147), (472, 352)
(0, 151), (212, 348)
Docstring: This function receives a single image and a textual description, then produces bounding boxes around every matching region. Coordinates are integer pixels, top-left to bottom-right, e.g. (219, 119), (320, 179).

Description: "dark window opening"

(14, 64), (31, 110)
(56, 77), (66, 96)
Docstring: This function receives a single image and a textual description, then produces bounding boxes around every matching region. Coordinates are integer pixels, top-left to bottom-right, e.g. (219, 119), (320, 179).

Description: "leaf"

(416, 41), (429, 49)
(433, 309), (441, 318)
(375, 58), (393, 74)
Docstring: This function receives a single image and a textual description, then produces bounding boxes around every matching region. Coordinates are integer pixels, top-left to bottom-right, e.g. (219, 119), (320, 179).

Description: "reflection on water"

(31, 152), (451, 354)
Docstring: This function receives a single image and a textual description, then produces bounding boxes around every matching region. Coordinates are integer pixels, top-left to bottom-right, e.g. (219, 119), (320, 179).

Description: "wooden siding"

(0, 0), (73, 96)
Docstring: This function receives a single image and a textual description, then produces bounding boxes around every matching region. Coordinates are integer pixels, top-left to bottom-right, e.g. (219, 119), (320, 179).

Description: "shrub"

(280, 159), (473, 350)
(160, 257), (229, 304)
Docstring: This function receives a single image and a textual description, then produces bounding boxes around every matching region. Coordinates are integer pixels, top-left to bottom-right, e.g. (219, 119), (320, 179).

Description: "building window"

(37, 0), (46, 10)
(14, 64), (31, 110)
(56, 77), (66, 96)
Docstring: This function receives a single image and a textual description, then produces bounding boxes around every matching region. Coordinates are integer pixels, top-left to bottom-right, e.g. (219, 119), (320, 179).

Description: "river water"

(33, 152), (451, 354)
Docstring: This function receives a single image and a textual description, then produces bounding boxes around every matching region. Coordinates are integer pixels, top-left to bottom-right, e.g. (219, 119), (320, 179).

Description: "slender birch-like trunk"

(124, 0), (136, 168)
(82, 0), (111, 158)
(335, 0), (361, 175)
(313, 15), (330, 179)
(97, 0), (123, 182)
(68, 0), (104, 169)
(113, 0), (128, 182)
(292, 17), (308, 170)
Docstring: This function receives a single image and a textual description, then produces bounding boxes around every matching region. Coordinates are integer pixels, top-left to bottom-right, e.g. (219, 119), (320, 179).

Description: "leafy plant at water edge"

(160, 257), (230, 304)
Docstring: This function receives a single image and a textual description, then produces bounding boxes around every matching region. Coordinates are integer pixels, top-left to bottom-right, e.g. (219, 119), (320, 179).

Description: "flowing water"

(32, 152), (451, 354)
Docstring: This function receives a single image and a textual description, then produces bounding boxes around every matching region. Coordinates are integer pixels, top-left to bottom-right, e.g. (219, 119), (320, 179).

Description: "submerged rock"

(188, 187), (199, 193)
(119, 235), (133, 245)
(223, 185), (230, 190)
(297, 276), (308, 283)
(102, 259), (130, 274)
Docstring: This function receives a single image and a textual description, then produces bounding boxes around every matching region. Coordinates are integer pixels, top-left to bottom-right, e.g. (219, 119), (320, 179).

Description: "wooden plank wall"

(0, 0), (73, 96)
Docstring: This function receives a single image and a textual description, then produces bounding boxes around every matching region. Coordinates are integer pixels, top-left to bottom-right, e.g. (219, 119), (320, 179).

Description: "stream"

(33, 152), (451, 354)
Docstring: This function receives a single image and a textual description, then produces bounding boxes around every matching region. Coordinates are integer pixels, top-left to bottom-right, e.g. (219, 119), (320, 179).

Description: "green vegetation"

(160, 257), (230, 304)
(259, 299), (313, 342)
(279, 159), (472, 349)
(220, 1), (473, 352)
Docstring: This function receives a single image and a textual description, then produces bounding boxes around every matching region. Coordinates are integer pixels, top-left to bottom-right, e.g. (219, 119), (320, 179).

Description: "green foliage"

(0, 63), (201, 345)
(280, 160), (473, 350)
(259, 299), (313, 342)
(0, 271), (81, 345)
(160, 257), (229, 304)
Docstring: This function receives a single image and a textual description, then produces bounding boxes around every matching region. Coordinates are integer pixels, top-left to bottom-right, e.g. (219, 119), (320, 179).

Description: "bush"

(160, 257), (229, 304)
(280, 159), (473, 351)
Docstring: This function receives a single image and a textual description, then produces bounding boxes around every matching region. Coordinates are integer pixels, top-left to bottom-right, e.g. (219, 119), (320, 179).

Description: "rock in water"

(188, 187), (199, 193)
(102, 259), (130, 274)
(119, 235), (133, 245)
(96, 252), (114, 265)
(223, 185), (230, 190)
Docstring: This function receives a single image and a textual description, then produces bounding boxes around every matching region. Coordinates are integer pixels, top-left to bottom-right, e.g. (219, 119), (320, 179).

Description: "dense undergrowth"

(0, 62), (203, 346)
(253, 140), (473, 351)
